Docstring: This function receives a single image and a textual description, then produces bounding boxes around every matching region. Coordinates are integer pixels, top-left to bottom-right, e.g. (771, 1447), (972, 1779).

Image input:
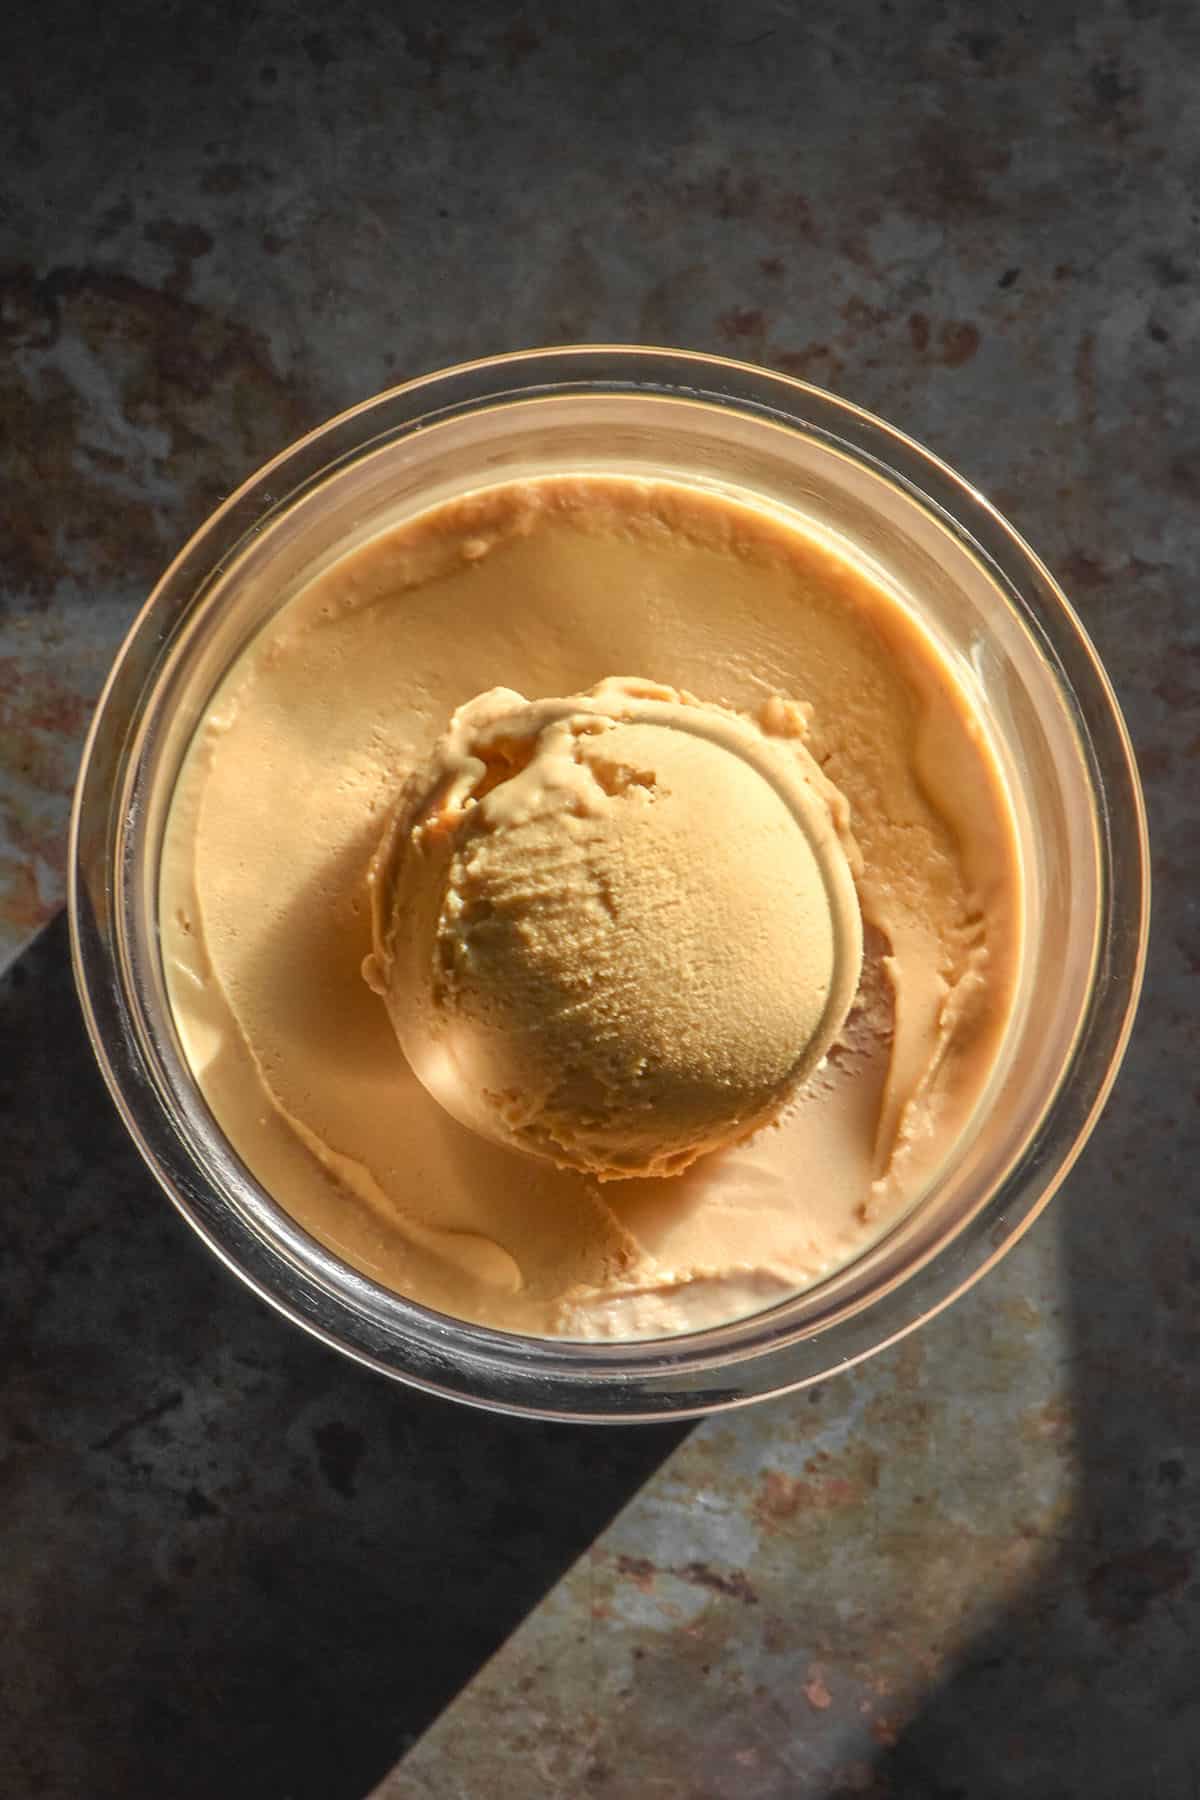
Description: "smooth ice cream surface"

(363, 680), (864, 1180)
(160, 473), (1021, 1338)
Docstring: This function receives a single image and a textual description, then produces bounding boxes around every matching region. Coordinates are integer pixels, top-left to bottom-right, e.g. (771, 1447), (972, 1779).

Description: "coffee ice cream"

(159, 474), (1021, 1337)
(364, 679), (864, 1180)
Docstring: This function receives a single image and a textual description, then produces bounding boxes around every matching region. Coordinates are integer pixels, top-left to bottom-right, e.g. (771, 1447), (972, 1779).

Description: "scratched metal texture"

(2, 1), (1197, 1797)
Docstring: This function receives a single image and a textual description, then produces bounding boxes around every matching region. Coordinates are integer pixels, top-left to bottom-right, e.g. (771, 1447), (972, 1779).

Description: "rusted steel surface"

(0, 262), (314, 963)
(382, 1237), (1087, 1795)
(2, 1), (1197, 1796)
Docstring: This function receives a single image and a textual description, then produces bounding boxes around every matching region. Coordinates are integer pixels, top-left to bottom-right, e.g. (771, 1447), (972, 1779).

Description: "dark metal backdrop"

(2, 3), (1197, 1796)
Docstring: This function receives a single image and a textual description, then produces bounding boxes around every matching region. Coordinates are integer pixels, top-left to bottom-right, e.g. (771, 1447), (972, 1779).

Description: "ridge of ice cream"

(159, 473), (1021, 1338)
(362, 679), (864, 1180)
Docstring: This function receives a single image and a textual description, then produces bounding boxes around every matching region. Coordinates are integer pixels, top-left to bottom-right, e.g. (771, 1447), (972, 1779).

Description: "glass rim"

(68, 346), (1150, 1421)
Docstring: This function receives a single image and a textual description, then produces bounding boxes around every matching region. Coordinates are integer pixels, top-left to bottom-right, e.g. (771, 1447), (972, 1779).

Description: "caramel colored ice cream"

(160, 475), (1021, 1338)
(363, 679), (864, 1180)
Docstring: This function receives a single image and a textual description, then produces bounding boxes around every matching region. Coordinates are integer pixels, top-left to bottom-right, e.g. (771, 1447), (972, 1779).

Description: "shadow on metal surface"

(0, 916), (689, 1800)
(867, 921), (1199, 1796)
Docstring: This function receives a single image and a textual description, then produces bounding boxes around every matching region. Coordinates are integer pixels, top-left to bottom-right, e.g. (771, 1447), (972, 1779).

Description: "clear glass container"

(69, 347), (1149, 1421)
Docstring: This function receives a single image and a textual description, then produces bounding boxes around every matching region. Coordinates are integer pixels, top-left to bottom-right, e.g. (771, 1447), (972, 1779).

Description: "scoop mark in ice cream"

(362, 679), (864, 1181)
(159, 473), (1020, 1338)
